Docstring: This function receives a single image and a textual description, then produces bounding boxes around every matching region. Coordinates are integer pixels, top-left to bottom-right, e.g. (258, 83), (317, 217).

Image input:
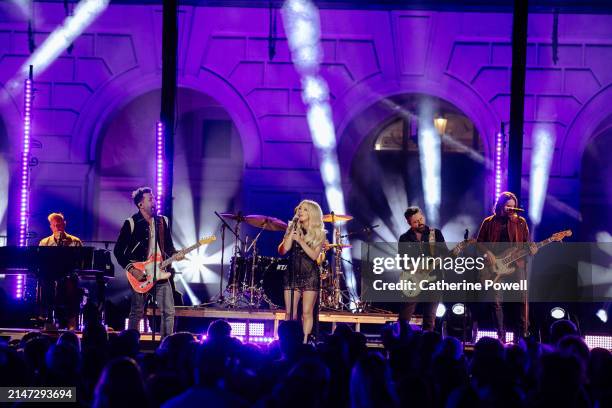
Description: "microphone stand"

(219, 223), (226, 304)
(151, 214), (159, 344)
(212, 211), (248, 307)
(289, 218), (298, 322)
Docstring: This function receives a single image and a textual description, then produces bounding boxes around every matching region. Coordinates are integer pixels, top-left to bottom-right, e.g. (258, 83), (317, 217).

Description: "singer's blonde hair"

(288, 200), (326, 249)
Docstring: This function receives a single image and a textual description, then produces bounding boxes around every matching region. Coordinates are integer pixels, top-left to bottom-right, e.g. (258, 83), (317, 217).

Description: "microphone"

(507, 207), (525, 212)
(292, 215), (299, 231)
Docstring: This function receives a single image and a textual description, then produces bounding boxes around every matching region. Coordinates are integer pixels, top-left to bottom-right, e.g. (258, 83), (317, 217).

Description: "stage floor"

(145, 306), (418, 337)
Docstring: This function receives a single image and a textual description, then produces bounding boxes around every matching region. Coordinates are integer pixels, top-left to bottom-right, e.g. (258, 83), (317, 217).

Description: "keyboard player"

(38, 212), (83, 329)
(39, 213), (82, 247)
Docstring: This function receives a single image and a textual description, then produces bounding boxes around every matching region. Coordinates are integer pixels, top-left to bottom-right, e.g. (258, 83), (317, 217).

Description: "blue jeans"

(128, 280), (175, 338)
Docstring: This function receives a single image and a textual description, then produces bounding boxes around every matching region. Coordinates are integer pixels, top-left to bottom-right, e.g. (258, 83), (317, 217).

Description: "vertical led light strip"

(17, 73), (33, 298)
(155, 121), (164, 215)
(494, 131), (503, 199)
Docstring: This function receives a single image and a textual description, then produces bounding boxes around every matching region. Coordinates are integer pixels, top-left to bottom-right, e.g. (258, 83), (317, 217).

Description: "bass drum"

(228, 256), (253, 288)
(260, 256), (288, 308)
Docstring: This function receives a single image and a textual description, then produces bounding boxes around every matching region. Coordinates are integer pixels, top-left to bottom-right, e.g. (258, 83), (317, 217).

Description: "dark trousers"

(399, 302), (437, 331)
(128, 280), (175, 339)
(493, 268), (528, 341)
(494, 293), (528, 341)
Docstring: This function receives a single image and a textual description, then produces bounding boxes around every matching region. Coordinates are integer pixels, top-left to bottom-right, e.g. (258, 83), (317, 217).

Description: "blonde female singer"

(278, 200), (326, 342)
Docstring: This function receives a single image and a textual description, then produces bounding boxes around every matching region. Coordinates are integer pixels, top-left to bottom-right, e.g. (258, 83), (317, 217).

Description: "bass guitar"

(485, 229), (572, 282)
(126, 236), (216, 293)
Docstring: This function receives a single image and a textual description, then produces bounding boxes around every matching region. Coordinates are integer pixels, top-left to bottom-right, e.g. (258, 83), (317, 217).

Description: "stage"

(145, 306), (417, 338)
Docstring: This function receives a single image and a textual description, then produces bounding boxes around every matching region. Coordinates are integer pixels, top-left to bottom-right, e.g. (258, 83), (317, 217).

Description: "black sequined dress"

(284, 241), (320, 291)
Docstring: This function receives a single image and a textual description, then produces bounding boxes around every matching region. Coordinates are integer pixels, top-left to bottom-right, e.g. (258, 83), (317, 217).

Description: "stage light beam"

(529, 128), (555, 226)
(418, 126), (441, 226)
(12, 0), (110, 85)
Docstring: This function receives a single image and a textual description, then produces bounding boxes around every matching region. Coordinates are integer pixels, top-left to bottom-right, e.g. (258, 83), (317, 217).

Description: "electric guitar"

(126, 236), (216, 293)
(401, 238), (475, 298)
(485, 229), (572, 282)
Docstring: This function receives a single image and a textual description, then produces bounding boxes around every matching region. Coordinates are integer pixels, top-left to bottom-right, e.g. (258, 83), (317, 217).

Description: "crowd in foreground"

(0, 318), (611, 408)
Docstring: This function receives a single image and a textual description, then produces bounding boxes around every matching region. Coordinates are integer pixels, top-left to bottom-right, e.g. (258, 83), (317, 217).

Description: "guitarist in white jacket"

(114, 187), (183, 338)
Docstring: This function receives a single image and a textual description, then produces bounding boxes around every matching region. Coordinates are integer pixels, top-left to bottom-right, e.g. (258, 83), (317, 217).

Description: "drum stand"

(209, 211), (249, 308)
(320, 216), (353, 311)
(243, 226), (280, 309)
(208, 212), (288, 310)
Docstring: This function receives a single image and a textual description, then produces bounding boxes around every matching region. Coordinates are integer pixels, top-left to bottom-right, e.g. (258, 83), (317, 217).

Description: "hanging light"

(433, 115), (448, 136)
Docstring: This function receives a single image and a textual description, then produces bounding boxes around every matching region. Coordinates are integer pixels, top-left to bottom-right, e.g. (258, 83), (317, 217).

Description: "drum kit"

(213, 211), (355, 311)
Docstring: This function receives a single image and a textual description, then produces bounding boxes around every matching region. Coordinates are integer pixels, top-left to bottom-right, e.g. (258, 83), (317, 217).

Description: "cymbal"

(244, 215), (288, 231)
(219, 212), (247, 222)
(324, 243), (353, 250)
(322, 213), (353, 223)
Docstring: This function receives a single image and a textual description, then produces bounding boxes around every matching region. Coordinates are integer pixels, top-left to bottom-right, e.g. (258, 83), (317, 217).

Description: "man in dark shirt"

(398, 206), (446, 331)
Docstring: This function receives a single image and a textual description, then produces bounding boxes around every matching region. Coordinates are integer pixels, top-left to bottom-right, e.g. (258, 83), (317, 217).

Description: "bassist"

(477, 191), (537, 342)
(113, 187), (183, 339)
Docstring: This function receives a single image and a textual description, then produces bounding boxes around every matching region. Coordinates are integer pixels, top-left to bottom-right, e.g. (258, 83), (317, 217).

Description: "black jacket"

(399, 226), (448, 257)
(113, 211), (177, 270)
(399, 226), (445, 243)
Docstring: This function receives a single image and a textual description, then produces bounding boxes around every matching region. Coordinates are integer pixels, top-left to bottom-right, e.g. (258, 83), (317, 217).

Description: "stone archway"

(342, 93), (487, 243)
(94, 87), (244, 241)
(579, 117), (612, 241)
(71, 69), (261, 168)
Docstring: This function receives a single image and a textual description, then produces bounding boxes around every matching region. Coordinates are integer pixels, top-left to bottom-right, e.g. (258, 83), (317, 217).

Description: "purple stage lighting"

(19, 77), (32, 247)
(494, 131), (503, 199)
(156, 121), (164, 215)
(17, 73), (33, 299)
(585, 335), (612, 350)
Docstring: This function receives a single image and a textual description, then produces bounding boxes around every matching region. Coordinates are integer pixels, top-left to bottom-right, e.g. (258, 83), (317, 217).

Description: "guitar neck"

(159, 241), (201, 269)
(504, 238), (553, 265)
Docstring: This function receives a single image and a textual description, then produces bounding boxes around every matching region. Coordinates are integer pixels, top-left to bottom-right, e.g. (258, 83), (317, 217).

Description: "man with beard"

(398, 206), (446, 331)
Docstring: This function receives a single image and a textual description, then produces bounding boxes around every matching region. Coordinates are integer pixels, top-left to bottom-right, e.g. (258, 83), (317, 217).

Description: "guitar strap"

(157, 216), (166, 257)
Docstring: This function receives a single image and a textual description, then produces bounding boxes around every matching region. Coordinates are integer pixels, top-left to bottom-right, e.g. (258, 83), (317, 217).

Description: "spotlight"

(529, 127), (555, 225)
(436, 303), (446, 318)
(452, 303), (465, 315)
(596, 309), (608, 324)
(418, 126), (441, 226)
(550, 307), (566, 320)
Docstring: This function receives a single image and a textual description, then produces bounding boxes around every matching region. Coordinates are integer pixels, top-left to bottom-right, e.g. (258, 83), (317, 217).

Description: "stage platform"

(145, 306), (418, 337)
